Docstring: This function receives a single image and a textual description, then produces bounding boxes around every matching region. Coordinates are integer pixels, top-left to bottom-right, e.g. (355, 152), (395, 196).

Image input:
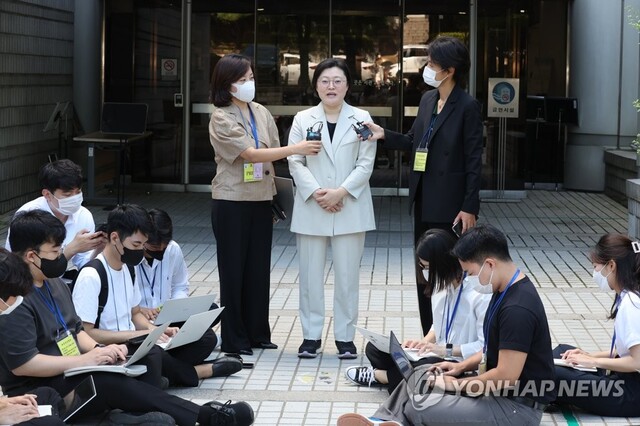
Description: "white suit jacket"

(287, 102), (377, 236)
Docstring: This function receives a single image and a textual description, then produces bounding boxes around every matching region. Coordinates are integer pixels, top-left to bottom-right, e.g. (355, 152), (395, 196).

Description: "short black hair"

(416, 229), (462, 293)
(147, 208), (173, 245)
(427, 36), (470, 88)
(311, 57), (352, 95)
(210, 53), (254, 107)
(0, 248), (33, 300)
(9, 210), (66, 255)
(107, 204), (153, 241)
(451, 224), (512, 264)
(39, 159), (83, 193)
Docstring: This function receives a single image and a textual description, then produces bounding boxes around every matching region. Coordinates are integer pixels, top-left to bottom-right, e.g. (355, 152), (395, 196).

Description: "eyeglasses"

(318, 78), (346, 88)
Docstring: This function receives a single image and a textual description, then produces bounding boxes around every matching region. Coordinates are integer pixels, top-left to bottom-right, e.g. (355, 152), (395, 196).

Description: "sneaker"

(345, 366), (380, 387)
(336, 413), (402, 426)
(298, 339), (322, 358)
(210, 356), (243, 378)
(336, 341), (357, 359)
(108, 409), (175, 425)
(202, 400), (255, 426)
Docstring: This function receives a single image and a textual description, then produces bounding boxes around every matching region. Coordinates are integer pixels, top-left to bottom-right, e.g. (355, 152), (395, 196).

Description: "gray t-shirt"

(0, 278), (83, 395)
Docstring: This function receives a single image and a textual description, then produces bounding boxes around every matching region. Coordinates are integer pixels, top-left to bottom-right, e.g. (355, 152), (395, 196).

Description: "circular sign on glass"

(492, 82), (516, 105)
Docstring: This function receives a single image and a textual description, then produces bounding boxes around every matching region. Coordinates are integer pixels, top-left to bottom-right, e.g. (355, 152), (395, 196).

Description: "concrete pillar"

(73, 0), (102, 133)
(565, 0), (640, 191)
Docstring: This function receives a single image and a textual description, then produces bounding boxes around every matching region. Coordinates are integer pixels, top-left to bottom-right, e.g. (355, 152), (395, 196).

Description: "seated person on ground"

(553, 233), (640, 417)
(338, 224), (556, 426)
(1, 210), (254, 426)
(345, 229), (490, 394)
(72, 204), (240, 388)
(5, 159), (105, 276)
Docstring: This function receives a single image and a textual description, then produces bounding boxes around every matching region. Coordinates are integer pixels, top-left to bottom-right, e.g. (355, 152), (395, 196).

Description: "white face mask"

(593, 265), (612, 292)
(466, 261), (494, 294)
(422, 66), (448, 88)
(53, 192), (83, 216)
(0, 296), (23, 316)
(231, 80), (255, 103)
(422, 269), (429, 281)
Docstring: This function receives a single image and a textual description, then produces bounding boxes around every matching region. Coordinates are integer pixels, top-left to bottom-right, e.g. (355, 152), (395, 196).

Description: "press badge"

(243, 162), (264, 182)
(413, 148), (428, 172)
(478, 353), (487, 375)
(56, 330), (80, 356)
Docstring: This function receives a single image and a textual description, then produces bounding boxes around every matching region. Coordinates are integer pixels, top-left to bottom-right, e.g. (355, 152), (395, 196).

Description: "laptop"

(158, 307), (224, 351)
(63, 323), (169, 378)
(153, 294), (218, 325)
(100, 102), (148, 135)
(389, 331), (414, 381)
(273, 177), (295, 220)
(357, 327), (439, 361)
(37, 376), (97, 422)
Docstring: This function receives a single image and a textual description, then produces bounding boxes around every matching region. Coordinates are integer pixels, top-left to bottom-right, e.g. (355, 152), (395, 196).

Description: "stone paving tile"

(0, 190), (635, 425)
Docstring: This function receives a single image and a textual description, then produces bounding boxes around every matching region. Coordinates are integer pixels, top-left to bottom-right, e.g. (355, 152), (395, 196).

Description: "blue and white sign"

(488, 78), (519, 118)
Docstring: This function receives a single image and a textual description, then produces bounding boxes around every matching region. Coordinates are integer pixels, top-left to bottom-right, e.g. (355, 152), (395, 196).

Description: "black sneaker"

(336, 341), (357, 359)
(202, 400), (255, 426)
(297, 339), (322, 358)
(209, 356), (243, 378)
(107, 409), (175, 425)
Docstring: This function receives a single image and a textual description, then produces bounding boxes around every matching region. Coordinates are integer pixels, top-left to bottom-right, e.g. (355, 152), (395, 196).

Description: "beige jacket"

(208, 102), (280, 201)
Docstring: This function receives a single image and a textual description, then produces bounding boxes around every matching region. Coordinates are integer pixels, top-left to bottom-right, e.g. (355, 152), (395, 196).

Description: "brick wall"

(0, 0), (74, 213)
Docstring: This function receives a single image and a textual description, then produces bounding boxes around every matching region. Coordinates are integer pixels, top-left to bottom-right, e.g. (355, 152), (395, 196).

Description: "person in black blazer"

(364, 36), (483, 334)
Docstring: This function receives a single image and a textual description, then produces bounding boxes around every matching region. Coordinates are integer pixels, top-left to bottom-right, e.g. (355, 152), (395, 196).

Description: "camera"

(352, 121), (373, 140)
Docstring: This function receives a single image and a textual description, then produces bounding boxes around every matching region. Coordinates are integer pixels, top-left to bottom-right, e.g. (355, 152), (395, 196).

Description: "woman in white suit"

(288, 58), (377, 359)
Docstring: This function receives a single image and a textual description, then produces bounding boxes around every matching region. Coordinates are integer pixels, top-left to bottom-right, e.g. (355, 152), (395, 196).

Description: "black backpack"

(70, 259), (135, 329)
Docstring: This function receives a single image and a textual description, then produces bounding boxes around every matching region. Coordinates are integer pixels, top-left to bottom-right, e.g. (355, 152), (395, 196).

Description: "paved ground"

(1, 189), (638, 425)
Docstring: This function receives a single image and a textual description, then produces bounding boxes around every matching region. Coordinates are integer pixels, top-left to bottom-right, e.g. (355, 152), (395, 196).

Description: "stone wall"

(0, 0), (75, 213)
(604, 150), (636, 206)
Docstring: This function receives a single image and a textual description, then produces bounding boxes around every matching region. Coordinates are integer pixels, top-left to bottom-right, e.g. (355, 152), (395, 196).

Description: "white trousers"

(296, 232), (365, 342)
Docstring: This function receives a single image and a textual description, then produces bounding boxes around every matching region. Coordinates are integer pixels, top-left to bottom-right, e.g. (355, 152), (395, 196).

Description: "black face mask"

(35, 253), (68, 278)
(121, 246), (144, 266)
(146, 248), (165, 262)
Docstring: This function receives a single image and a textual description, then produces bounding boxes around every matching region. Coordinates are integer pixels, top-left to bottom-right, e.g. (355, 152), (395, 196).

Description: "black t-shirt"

(0, 278), (83, 395)
(484, 276), (556, 404)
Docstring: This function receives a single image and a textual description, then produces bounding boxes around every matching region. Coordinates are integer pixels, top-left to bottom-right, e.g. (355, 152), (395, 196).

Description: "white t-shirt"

(72, 254), (141, 331)
(429, 282), (491, 359)
(613, 290), (640, 357)
(5, 196), (95, 269)
(135, 240), (189, 308)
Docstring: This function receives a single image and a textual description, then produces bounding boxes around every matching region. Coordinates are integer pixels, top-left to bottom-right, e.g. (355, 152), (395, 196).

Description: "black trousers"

(413, 201), (454, 335)
(365, 342), (444, 394)
(15, 387), (65, 426)
(553, 344), (640, 417)
(211, 199), (273, 353)
(162, 328), (217, 387)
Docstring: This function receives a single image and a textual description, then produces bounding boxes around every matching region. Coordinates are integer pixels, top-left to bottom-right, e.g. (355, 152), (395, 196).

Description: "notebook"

(356, 326), (439, 361)
(64, 323), (169, 377)
(153, 294), (218, 325)
(157, 307), (223, 351)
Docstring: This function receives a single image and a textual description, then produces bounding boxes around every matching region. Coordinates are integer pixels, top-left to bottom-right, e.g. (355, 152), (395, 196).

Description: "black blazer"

(383, 85), (483, 223)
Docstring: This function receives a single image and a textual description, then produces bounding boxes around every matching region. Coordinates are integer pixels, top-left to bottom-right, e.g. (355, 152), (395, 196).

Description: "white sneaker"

(344, 366), (380, 387)
(337, 413), (402, 426)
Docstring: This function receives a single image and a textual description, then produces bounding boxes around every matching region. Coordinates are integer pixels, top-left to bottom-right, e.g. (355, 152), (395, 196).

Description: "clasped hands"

(313, 187), (347, 213)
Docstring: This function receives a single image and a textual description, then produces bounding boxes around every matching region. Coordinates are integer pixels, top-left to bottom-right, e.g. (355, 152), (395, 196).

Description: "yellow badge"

(243, 162), (264, 182)
(413, 149), (428, 172)
(478, 353), (487, 375)
(56, 331), (81, 357)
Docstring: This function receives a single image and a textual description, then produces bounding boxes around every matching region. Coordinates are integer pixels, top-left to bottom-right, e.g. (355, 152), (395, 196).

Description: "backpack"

(70, 259), (135, 329)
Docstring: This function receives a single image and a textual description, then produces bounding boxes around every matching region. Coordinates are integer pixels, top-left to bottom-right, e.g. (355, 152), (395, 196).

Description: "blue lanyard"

(443, 283), (464, 343)
(35, 281), (68, 332)
(610, 293), (622, 358)
(235, 105), (259, 148)
(417, 103), (438, 149)
(140, 262), (162, 300)
(482, 269), (520, 354)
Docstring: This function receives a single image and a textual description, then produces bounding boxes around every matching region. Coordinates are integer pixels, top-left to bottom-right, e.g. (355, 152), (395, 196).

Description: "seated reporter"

(2, 211), (254, 425)
(553, 233), (640, 417)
